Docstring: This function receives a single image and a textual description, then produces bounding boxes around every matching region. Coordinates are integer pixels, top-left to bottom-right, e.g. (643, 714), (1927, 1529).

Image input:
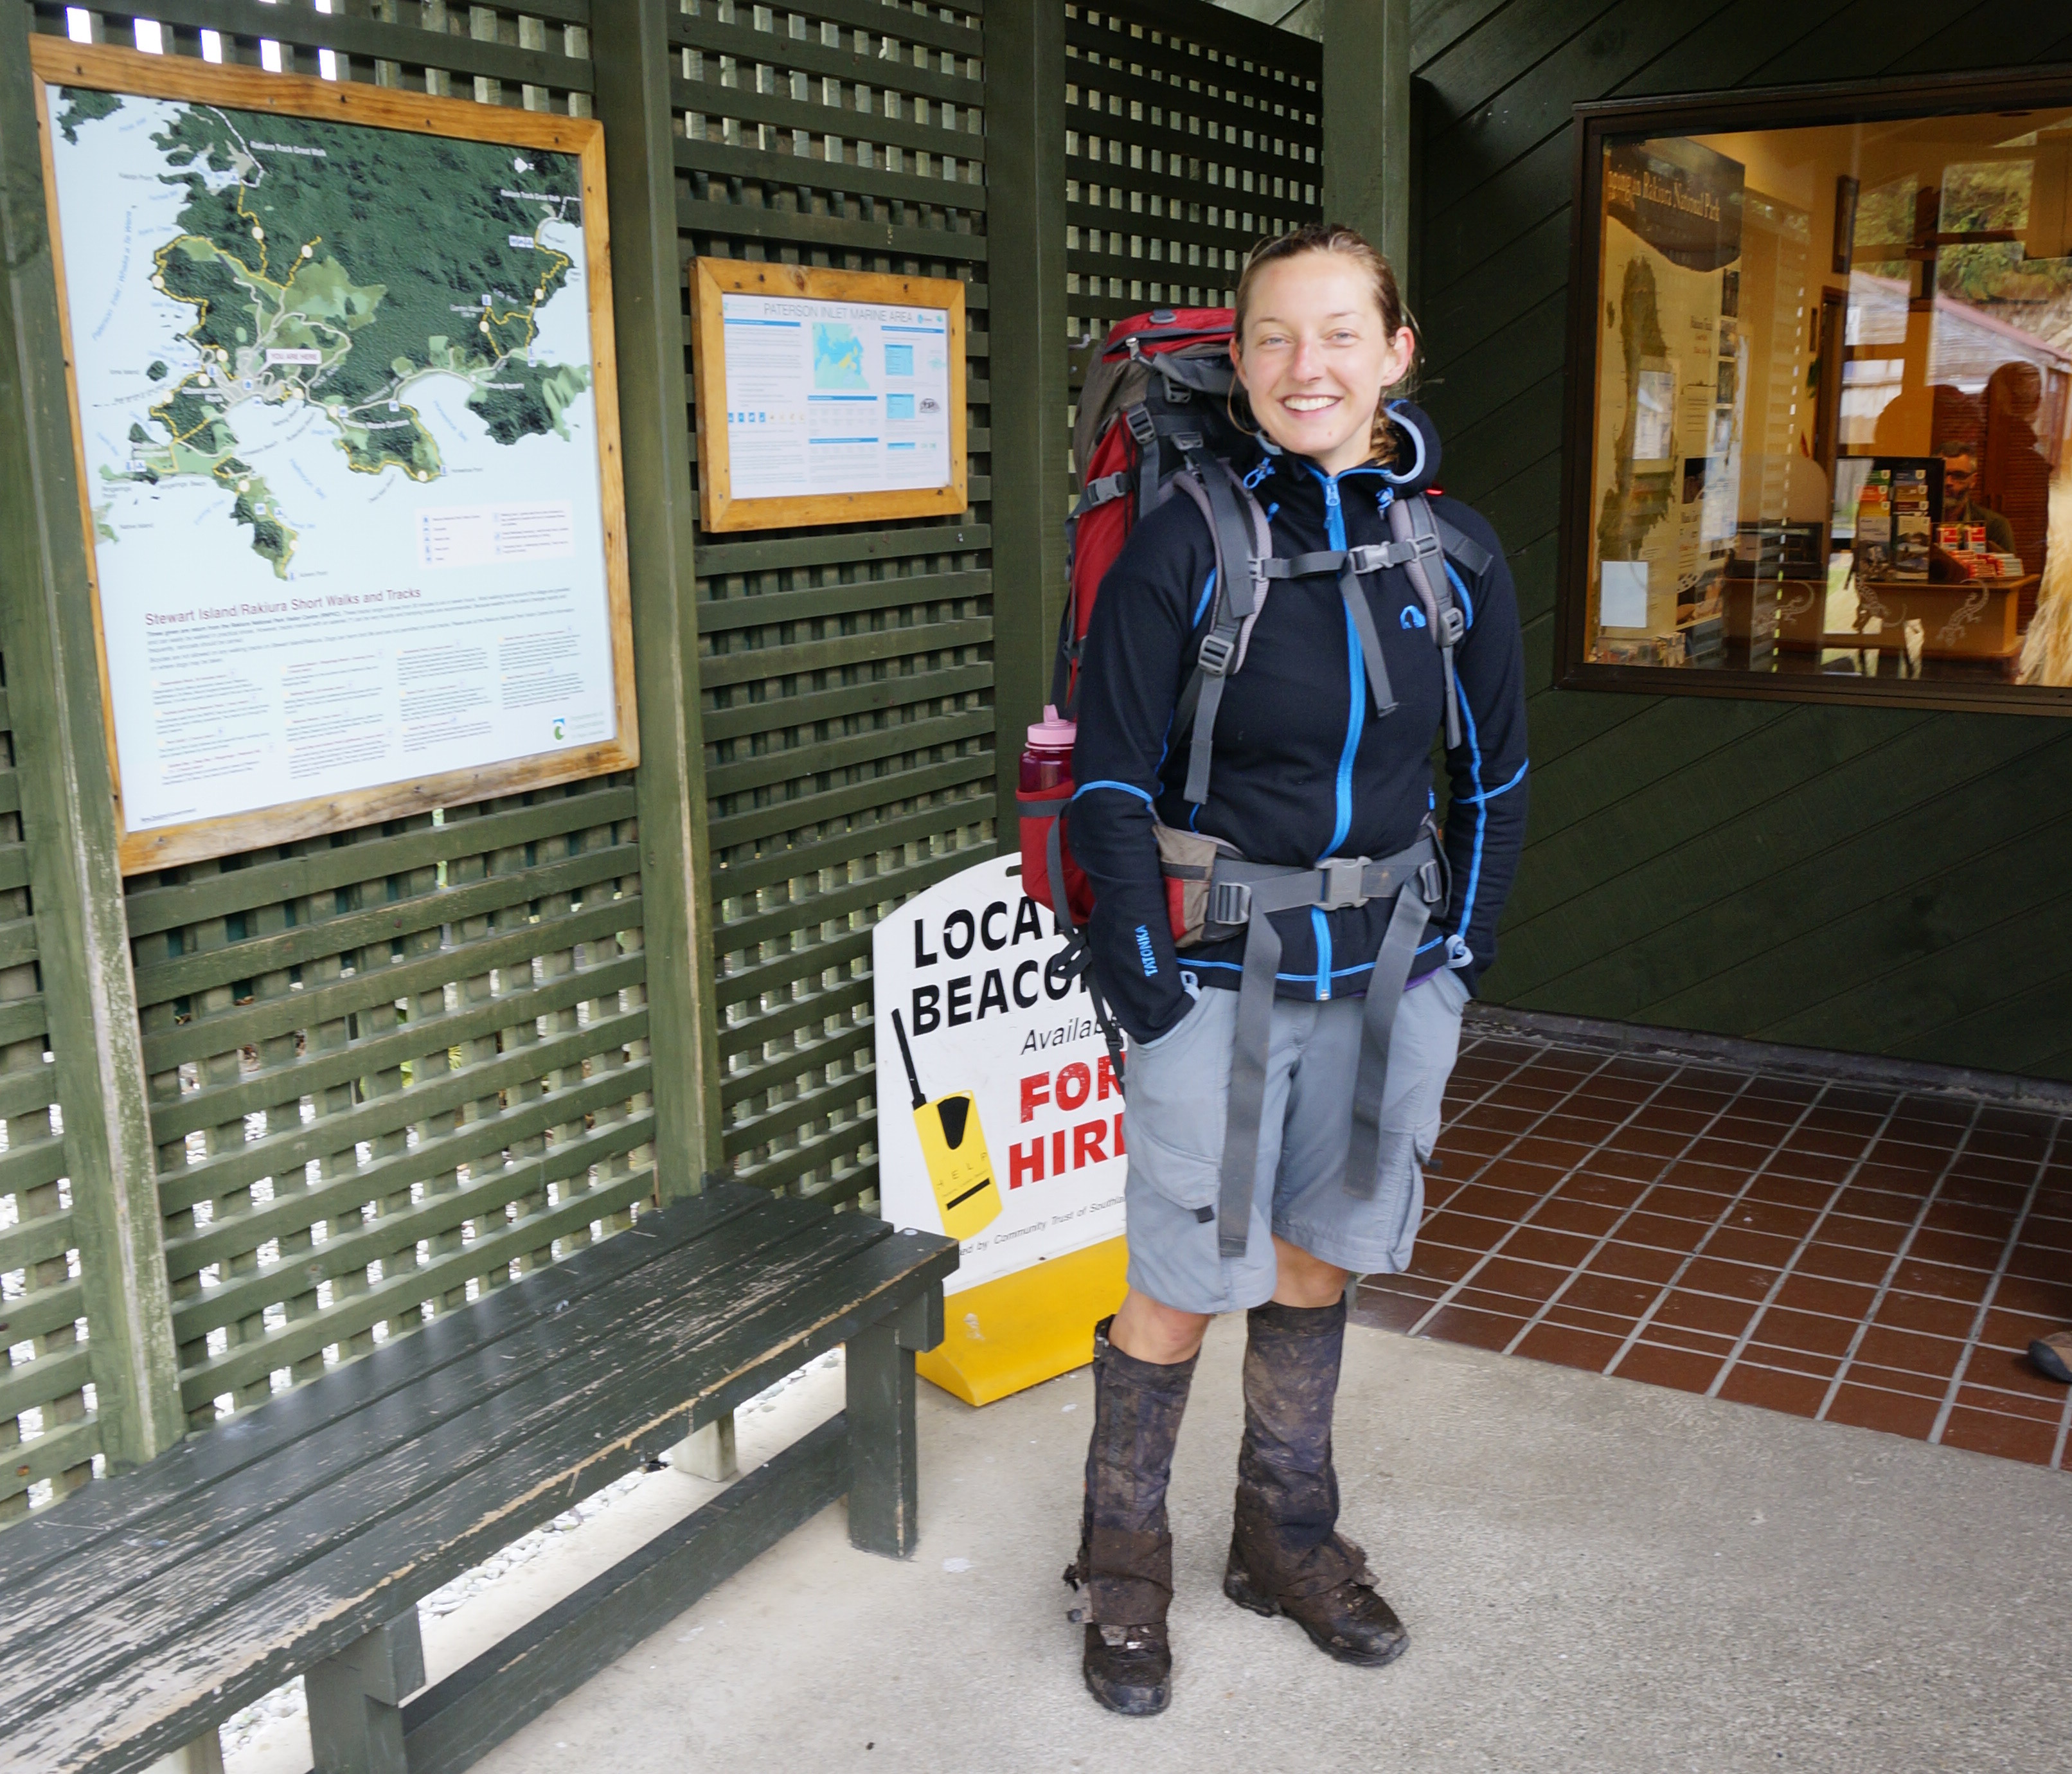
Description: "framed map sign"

(690, 258), (968, 531)
(28, 40), (638, 872)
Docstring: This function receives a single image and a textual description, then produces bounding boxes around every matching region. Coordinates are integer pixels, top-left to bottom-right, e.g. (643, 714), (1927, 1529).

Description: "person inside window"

(1064, 225), (1528, 1716)
(1936, 439), (2018, 560)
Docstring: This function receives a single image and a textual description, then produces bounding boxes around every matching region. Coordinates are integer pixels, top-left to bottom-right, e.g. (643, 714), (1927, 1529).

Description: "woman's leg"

(1071, 1294), (1205, 1716)
(1228, 1247), (1407, 1663)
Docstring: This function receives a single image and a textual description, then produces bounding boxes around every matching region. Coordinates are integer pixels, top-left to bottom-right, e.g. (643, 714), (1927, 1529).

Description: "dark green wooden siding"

(1410, 0), (2072, 1081)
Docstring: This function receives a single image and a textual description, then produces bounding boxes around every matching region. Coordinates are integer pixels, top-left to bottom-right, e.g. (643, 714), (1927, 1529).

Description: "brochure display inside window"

(1560, 78), (2072, 710)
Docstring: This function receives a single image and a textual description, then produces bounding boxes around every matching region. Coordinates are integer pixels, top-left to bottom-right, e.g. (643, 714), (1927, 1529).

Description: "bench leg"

(146, 1732), (224, 1774)
(305, 1606), (425, 1774)
(672, 1410), (738, 1481)
(846, 1283), (943, 1559)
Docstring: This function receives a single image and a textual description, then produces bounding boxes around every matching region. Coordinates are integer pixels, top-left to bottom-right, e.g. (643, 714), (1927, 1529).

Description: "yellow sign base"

(916, 1235), (1130, 1407)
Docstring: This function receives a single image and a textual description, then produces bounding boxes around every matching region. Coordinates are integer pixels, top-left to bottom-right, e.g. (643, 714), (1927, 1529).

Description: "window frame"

(1557, 68), (2072, 718)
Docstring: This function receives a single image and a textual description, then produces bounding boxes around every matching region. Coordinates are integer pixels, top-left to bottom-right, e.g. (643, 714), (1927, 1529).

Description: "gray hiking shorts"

(1122, 968), (1469, 1315)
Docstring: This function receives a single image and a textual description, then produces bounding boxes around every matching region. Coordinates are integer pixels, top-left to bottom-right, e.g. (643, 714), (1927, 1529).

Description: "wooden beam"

(983, 0), (1071, 812)
(1323, 0), (1413, 297)
(0, 0), (184, 1475)
(591, 0), (726, 1193)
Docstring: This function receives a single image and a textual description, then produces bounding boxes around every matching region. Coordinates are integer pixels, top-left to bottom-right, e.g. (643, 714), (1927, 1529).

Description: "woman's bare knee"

(1111, 1287), (1212, 1364)
(1271, 1236), (1349, 1308)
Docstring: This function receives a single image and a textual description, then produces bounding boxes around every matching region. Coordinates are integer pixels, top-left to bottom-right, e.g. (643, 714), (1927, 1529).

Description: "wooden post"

(305, 1608), (425, 1774)
(981, 0), (1071, 816)
(590, 0), (726, 1195)
(1323, 0), (1414, 300)
(0, 0), (185, 1472)
(845, 1282), (943, 1559)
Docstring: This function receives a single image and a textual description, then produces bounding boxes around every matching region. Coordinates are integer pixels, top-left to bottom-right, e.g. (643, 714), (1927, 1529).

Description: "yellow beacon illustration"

(891, 1008), (1003, 1241)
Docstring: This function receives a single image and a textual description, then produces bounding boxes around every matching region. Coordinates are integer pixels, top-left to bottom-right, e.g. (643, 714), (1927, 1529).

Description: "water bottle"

(1019, 704), (1076, 797)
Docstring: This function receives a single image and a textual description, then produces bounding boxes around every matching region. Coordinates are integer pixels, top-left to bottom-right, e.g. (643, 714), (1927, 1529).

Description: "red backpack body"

(1021, 309), (1246, 929)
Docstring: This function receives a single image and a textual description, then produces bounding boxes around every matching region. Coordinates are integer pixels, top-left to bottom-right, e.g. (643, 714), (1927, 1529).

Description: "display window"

(1559, 77), (2072, 711)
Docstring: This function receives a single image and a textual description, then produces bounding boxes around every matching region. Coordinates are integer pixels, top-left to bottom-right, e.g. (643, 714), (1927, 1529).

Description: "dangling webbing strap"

(1206, 835), (1445, 1259)
(1387, 495), (1467, 750)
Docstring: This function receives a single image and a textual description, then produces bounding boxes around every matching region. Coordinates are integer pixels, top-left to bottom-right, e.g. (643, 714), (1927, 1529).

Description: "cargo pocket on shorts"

(1123, 987), (1233, 1215)
(1368, 969), (1469, 1268)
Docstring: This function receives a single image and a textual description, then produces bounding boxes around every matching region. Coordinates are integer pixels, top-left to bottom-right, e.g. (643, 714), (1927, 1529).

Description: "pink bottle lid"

(1026, 703), (1076, 749)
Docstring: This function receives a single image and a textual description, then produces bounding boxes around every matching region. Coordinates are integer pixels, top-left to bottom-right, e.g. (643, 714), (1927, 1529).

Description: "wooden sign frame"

(690, 258), (968, 532)
(28, 40), (639, 873)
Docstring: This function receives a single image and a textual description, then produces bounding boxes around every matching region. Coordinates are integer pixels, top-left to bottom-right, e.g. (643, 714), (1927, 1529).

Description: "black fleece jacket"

(1067, 402), (1530, 1044)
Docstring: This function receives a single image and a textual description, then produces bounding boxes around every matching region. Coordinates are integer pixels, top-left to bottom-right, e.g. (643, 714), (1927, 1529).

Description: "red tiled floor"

(1823, 1384), (1942, 1438)
(1940, 1408), (2061, 1464)
(1612, 1343), (1724, 1394)
(1352, 1025), (2072, 1473)
(1717, 1364), (1829, 1416)
(1513, 1322), (1625, 1373)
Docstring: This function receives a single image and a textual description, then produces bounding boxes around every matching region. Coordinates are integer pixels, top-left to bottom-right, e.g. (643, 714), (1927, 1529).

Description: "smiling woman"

(1060, 222), (1530, 1717)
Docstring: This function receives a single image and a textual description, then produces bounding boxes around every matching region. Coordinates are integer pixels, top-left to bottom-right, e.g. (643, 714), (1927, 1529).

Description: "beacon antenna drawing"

(891, 1007), (1003, 1241)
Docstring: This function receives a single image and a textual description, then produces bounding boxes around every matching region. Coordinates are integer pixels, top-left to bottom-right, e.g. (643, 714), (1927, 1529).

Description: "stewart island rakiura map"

(44, 84), (621, 838)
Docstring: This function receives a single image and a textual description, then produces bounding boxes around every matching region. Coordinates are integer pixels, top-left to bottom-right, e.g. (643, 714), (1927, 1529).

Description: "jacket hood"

(1381, 400), (1443, 494)
(1238, 398), (1443, 494)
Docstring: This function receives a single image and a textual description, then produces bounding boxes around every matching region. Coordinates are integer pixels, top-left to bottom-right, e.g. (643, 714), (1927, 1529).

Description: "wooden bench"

(0, 1183), (957, 1774)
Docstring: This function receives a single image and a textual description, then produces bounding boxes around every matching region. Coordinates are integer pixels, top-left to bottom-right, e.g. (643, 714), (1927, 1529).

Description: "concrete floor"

(465, 1321), (2070, 1774)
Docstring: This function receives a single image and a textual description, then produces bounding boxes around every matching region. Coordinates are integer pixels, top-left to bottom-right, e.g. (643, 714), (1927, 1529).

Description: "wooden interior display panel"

(1409, 0), (2072, 1081)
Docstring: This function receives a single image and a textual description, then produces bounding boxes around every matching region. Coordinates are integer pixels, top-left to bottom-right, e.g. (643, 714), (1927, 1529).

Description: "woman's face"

(1230, 253), (1415, 476)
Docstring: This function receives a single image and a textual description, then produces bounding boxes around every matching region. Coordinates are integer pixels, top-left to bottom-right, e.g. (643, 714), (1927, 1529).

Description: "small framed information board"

(28, 40), (638, 872)
(690, 258), (967, 532)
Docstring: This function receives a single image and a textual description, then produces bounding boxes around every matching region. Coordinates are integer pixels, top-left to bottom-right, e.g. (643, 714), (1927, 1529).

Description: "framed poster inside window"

(1558, 71), (2072, 714)
(690, 257), (969, 532)
(29, 40), (638, 872)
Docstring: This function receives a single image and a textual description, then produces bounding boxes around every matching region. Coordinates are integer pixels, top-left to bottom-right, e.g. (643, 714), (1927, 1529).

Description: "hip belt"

(1201, 834), (1447, 1260)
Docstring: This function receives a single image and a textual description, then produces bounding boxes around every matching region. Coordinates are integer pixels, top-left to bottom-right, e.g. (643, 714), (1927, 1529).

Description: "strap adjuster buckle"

(1344, 544), (1388, 575)
(1210, 879), (1253, 926)
(1319, 857), (1367, 910)
(1197, 631), (1237, 676)
(1438, 605), (1467, 645)
(1411, 530), (1444, 560)
(1125, 405), (1157, 447)
(1418, 858), (1445, 904)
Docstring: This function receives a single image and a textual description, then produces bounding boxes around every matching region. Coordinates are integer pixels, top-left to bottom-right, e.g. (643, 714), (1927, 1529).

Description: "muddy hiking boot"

(1065, 1316), (1197, 1716)
(1224, 1297), (1409, 1669)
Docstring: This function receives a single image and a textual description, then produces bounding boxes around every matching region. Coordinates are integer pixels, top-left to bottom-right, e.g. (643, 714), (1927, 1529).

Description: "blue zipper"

(1316, 467), (1362, 1001)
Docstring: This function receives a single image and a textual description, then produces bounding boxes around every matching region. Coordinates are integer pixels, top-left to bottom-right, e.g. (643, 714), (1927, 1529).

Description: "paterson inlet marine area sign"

(871, 856), (1126, 1295)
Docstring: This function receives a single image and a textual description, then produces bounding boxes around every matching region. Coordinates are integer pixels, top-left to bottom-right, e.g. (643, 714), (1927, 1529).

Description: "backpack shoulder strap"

(1168, 451), (1273, 806)
(1388, 492), (1470, 749)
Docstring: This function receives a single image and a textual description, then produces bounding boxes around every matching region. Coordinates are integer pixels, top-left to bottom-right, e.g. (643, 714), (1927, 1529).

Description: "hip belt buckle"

(1318, 856), (1369, 911)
